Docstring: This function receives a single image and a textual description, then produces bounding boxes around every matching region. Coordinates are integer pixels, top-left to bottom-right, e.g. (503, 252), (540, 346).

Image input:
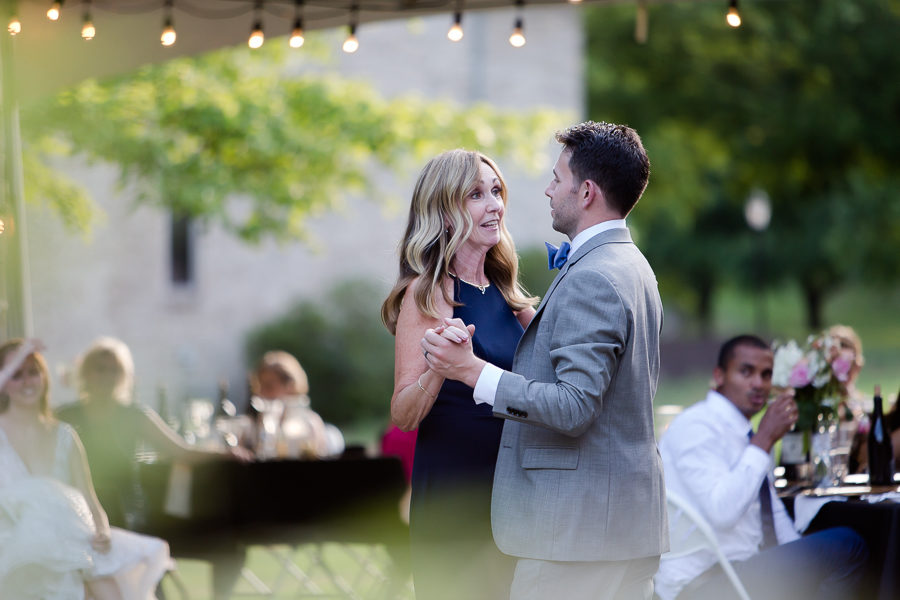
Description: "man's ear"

(581, 179), (600, 209)
(712, 367), (725, 389)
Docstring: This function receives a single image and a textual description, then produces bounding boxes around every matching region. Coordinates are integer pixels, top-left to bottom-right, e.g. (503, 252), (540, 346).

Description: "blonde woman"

(56, 336), (249, 600)
(382, 149), (537, 600)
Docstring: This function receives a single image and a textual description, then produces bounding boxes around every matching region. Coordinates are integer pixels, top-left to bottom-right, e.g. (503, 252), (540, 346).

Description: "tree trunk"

(803, 284), (824, 331)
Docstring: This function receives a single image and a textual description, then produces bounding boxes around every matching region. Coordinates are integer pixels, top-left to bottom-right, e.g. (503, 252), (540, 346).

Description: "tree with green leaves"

(586, 0), (900, 330)
(21, 41), (561, 243)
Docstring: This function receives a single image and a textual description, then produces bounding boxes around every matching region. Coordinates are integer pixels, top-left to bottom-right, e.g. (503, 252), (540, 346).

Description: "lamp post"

(744, 188), (771, 333)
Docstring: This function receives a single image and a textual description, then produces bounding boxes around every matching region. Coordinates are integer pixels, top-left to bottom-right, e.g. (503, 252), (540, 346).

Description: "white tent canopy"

(9, 0), (606, 101)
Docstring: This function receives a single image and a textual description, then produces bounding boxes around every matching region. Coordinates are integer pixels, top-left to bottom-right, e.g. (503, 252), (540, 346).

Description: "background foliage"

(586, 0), (900, 331)
(21, 38), (563, 243)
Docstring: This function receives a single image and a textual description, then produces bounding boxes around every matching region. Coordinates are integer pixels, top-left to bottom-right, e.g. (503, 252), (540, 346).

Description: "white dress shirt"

(472, 219), (627, 405)
(654, 390), (800, 600)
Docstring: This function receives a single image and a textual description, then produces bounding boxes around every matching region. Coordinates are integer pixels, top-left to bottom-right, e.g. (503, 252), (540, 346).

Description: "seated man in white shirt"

(655, 335), (868, 600)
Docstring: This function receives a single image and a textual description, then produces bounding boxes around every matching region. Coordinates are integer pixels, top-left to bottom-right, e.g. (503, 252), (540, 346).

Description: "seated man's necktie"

(750, 429), (778, 549)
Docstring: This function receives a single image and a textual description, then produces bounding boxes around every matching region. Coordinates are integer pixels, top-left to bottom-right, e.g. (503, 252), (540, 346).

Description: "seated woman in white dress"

(0, 338), (171, 600)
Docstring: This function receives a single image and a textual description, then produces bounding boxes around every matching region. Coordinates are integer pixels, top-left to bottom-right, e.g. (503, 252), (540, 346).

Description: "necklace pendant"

(450, 271), (489, 294)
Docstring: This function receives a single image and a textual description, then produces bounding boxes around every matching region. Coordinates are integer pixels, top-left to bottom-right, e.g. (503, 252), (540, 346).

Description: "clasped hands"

(421, 318), (485, 389)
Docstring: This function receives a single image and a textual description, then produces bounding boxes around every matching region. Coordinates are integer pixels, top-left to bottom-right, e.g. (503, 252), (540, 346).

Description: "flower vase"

(781, 429), (812, 483)
(811, 415), (837, 487)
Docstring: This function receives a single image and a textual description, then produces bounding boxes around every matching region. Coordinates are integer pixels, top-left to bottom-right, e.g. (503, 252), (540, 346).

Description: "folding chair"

(662, 490), (752, 600)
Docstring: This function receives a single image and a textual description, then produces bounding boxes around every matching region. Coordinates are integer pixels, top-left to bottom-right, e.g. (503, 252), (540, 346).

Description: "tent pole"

(1, 13), (33, 339)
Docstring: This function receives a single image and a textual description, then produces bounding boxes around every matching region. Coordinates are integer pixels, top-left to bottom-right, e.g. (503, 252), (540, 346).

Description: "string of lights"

(4, 0), (744, 51)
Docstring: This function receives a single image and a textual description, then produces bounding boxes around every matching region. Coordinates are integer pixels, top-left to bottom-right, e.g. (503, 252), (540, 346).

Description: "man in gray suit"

(423, 121), (667, 600)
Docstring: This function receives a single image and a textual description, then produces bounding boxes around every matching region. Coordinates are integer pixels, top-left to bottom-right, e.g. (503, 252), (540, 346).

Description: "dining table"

(780, 478), (900, 600)
(135, 448), (410, 595)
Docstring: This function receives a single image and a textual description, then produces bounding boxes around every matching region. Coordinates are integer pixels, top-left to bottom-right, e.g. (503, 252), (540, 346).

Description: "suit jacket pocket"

(521, 446), (579, 470)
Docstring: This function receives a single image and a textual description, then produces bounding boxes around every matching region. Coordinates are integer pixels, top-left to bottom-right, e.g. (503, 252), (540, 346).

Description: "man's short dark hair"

(555, 121), (650, 217)
(717, 335), (770, 370)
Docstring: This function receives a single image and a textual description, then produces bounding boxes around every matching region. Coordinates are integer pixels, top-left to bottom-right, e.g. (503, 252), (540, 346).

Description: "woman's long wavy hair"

(77, 336), (136, 405)
(0, 339), (52, 418)
(381, 149), (537, 335)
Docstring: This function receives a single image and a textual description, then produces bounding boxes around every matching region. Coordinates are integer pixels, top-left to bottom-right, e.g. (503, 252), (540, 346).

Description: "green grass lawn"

(161, 543), (414, 600)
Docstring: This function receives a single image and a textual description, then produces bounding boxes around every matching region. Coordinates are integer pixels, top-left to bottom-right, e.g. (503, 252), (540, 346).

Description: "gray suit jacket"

(491, 227), (668, 561)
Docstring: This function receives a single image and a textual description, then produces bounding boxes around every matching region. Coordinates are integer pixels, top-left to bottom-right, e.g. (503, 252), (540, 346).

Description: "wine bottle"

(867, 385), (895, 485)
(215, 378), (237, 418)
(157, 385), (182, 433)
(780, 427), (809, 482)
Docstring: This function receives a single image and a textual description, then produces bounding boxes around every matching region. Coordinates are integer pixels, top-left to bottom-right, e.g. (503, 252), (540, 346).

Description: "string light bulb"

(447, 12), (463, 42)
(161, 17), (176, 46)
(342, 24), (358, 53)
(289, 1), (304, 48)
(343, 5), (359, 53)
(47, 0), (62, 21)
(160, 0), (176, 46)
(509, 17), (525, 47)
(726, 0), (742, 28)
(81, 3), (95, 40)
(247, 1), (264, 48)
(289, 20), (304, 47)
(248, 20), (264, 48)
(8, 15), (21, 35)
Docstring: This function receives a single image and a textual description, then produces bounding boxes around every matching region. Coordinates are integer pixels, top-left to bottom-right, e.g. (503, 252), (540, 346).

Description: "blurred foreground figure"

(0, 338), (170, 600)
(57, 336), (247, 600)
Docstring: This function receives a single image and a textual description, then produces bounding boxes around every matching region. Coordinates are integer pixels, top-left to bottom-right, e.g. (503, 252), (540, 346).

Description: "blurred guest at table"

(1, 338), (170, 600)
(829, 324), (866, 421)
(381, 149), (537, 600)
(55, 336), (247, 600)
(824, 324), (883, 476)
(247, 350), (343, 459)
(655, 334), (868, 600)
(380, 424), (418, 523)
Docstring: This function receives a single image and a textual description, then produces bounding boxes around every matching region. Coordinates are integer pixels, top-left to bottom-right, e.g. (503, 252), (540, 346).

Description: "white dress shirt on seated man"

(654, 390), (799, 600)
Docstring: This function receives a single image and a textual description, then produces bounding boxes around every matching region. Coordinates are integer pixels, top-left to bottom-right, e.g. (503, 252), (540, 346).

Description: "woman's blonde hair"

(77, 336), (135, 405)
(0, 339), (52, 417)
(381, 149), (537, 334)
(251, 351), (310, 397)
(828, 324), (864, 370)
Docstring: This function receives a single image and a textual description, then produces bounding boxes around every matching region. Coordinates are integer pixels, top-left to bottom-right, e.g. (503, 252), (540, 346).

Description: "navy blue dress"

(409, 278), (524, 600)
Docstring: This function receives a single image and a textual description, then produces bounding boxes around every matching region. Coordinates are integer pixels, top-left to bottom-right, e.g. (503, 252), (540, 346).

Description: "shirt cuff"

(744, 442), (774, 473)
(473, 363), (503, 406)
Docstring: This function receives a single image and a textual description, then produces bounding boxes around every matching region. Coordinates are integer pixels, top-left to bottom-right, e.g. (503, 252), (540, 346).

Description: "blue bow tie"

(545, 241), (571, 270)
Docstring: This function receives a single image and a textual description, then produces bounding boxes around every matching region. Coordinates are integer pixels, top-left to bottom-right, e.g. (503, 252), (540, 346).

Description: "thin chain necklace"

(449, 272), (490, 294)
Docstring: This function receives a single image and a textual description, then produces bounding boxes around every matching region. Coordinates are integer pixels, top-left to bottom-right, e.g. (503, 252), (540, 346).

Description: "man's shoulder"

(663, 401), (722, 444)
